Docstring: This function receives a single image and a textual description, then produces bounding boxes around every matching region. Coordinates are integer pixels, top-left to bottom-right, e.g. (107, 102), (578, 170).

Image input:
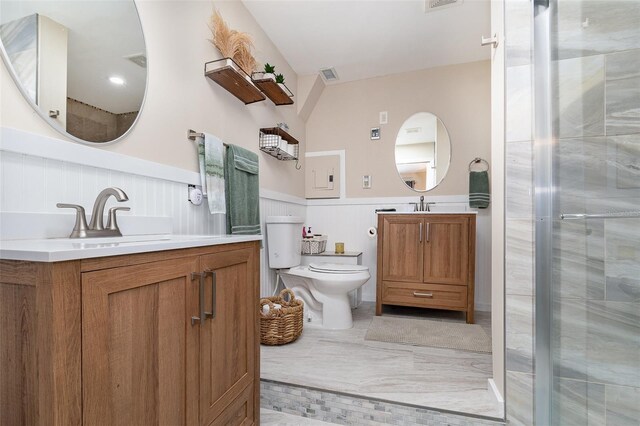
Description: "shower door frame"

(532, 0), (554, 424)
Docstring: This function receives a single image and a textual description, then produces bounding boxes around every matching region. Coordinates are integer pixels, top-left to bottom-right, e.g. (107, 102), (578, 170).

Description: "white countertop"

(375, 211), (477, 215)
(0, 234), (263, 262)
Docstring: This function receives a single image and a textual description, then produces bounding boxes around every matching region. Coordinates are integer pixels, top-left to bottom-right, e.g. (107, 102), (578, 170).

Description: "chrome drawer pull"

(203, 270), (216, 320)
(413, 292), (433, 298)
(191, 272), (205, 325)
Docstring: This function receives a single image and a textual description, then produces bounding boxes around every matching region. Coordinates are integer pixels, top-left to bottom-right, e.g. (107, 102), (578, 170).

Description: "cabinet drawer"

(382, 281), (467, 310)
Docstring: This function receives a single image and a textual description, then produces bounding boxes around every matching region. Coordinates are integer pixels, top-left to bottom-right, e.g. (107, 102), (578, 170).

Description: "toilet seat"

(308, 262), (368, 274)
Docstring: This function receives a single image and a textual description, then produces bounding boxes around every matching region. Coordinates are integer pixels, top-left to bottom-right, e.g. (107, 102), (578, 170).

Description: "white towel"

(197, 133), (226, 214)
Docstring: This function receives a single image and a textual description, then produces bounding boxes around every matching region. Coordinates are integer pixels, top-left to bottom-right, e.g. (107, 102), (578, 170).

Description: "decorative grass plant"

(209, 10), (257, 75)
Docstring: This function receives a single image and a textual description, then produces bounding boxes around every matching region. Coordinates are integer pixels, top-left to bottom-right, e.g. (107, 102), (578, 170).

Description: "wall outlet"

(362, 175), (372, 189)
(379, 111), (388, 124)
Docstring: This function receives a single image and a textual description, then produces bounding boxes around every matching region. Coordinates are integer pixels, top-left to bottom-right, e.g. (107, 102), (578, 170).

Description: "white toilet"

(266, 216), (370, 330)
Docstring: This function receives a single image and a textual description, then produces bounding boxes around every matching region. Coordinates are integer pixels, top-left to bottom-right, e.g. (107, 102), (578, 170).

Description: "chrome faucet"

(57, 187), (130, 238)
(412, 196), (436, 212)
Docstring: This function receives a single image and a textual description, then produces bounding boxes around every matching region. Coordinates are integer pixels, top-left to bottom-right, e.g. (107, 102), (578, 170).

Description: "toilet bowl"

(265, 216), (370, 330)
(280, 263), (370, 330)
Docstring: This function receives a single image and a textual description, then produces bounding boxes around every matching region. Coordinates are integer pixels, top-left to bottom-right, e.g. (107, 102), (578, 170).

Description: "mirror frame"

(394, 111), (452, 193)
(0, 2), (149, 146)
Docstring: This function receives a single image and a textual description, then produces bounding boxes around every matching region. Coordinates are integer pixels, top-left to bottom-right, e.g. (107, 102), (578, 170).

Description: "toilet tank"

(265, 216), (304, 269)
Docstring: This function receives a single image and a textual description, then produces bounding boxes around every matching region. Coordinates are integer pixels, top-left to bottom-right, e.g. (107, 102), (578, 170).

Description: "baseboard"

(488, 379), (504, 404)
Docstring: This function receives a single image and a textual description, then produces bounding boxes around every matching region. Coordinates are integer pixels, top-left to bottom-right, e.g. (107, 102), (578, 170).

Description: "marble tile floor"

(262, 408), (339, 425)
(261, 302), (502, 419)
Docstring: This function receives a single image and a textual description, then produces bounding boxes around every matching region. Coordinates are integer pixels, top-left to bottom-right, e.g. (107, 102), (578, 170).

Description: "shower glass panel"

(535, 0), (640, 423)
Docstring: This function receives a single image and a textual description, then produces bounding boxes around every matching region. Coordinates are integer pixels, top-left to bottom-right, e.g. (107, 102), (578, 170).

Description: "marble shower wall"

(504, 0), (640, 424)
(504, 0), (534, 424)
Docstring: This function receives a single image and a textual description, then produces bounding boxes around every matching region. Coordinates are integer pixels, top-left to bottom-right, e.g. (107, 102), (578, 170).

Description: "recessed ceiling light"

(109, 76), (125, 86)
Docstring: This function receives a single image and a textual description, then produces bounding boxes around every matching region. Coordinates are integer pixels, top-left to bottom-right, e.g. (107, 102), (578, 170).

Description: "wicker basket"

(301, 235), (327, 254)
(259, 289), (304, 345)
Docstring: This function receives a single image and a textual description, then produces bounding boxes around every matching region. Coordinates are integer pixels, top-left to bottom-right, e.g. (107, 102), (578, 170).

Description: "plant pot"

(263, 73), (276, 81)
(278, 83), (287, 92)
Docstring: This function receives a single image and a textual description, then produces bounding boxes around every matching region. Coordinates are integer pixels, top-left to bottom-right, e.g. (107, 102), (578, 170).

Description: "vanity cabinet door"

(381, 215), (424, 282)
(198, 248), (257, 426)
(81, 256), (200, 426)
(423, 216), (470, 285)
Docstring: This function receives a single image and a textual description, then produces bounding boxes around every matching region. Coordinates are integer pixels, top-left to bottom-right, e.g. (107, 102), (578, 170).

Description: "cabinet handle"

(419, 223), (423, 243)
(191, 272), (205, 325)
(426, 223), (431, 242)
(204, 270), (216, 320)
(413, 292), (433, 298)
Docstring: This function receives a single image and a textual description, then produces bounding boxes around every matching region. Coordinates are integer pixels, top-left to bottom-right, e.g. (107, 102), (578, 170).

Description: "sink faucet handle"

(56, 203), (89, 238)
(106, 207), (130, 232)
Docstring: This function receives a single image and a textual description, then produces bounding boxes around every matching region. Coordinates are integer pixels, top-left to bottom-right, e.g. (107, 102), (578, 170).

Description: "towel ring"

(469, 157), (489, 172)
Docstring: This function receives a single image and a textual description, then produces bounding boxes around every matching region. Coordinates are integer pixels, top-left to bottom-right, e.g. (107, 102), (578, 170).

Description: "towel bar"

(187, 129), (229, 147)
(560, 212), (640, 220)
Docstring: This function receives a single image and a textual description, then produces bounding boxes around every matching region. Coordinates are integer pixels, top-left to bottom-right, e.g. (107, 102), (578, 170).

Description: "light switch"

(363, 175), (372, 189)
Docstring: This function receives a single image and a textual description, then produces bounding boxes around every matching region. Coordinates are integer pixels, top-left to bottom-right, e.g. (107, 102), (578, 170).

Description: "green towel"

(225, 145), (261, 235)
(469, 171), (490, 209)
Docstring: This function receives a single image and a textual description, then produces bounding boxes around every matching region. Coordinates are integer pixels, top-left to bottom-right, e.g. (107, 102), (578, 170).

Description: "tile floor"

(261, 303), (503, 419)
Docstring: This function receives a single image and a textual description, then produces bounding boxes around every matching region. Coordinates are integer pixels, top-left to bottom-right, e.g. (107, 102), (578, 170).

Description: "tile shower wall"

(504, 0), (640, 424)
(0, 149), (306, 299)
(504, 2), (534, 423)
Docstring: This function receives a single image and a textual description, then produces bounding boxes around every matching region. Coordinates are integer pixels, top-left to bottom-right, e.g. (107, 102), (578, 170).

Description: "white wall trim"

(488, 378), (505, 404)
(0, 127), (201, 185)
(305, 149), (346, 199)
(259, 189), (307, 206)
(306, 194), (471, 207)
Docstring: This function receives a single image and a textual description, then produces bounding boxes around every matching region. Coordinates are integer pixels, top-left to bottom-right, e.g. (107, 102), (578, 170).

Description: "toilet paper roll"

(367, 227), (377, 239)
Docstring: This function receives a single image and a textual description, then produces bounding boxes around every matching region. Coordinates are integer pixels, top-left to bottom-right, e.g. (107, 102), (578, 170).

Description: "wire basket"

(301, 235), (327, 255)
(259, 127), (299, 161)
(259, 289), (304, 345)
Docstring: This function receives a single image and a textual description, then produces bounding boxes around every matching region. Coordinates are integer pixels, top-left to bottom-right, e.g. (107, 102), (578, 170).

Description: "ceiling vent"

(125, 53), (147, 68)
(424, 0), (463, 13)
(406, 127), (421, 134)
(319, 67), (339, 82)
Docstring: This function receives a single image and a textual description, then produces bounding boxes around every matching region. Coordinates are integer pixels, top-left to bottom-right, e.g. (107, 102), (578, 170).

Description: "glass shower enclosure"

(533, 0), (640, 424)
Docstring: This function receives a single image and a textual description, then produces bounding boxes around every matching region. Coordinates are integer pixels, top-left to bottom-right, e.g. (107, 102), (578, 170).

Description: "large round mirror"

(395, 112), (451, 192)
(0, 1), (147, 144)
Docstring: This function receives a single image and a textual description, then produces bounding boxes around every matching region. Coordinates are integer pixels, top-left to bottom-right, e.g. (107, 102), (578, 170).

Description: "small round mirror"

(395, 112), (451, 192)
(0, 1), (147, 144)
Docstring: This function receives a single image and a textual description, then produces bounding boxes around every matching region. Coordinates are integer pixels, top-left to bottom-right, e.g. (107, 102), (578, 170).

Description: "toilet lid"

(308, 263), (368, 274)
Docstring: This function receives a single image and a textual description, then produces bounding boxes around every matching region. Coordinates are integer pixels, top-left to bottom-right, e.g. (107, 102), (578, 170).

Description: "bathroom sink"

(0, 234), (262, 262)
(64, 234), (225, 248)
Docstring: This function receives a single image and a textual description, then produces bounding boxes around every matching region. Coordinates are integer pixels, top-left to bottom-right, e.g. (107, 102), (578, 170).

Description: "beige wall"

(0, 0), (306, 197)
(306, 60), (491, 198)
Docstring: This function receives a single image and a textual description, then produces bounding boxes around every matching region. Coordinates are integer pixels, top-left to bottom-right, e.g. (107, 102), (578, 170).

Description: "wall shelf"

(204, 58), (265, 105)
(252, 74), (294, 106)
(259, 127), (299, 161)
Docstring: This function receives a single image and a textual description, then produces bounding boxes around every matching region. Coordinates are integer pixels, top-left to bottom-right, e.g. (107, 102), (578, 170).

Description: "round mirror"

(0, 1), (147, 144)
(395, 112), (451, 192)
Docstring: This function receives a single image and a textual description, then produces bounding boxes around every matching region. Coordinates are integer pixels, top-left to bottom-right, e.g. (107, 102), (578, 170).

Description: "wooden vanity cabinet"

(0, 241), (260, 426)
(376, 214), (476, 323)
